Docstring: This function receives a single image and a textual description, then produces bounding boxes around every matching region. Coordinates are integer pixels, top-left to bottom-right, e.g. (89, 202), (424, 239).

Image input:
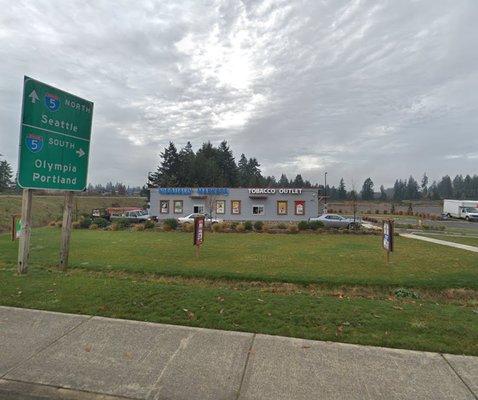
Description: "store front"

(149, 187), (321, 221)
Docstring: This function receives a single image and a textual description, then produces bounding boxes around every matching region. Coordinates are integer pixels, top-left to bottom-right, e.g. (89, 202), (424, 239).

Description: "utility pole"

(324, 171), (328, 213)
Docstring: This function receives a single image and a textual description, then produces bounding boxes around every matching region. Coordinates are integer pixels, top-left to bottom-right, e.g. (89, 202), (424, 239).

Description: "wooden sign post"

(382, 219), (394, 264)
(17, 189), (33, 274)
(59, 191), (75, 271)
(193, 216), (205, 258)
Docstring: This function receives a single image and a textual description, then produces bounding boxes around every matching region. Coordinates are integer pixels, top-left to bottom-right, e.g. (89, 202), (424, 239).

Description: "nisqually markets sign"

(158, 187), (304, 196)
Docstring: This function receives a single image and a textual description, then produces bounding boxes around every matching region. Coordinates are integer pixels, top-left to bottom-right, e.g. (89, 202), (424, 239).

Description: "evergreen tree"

(216, 141), (238, 187)
(237, 154), (249, 187)
(379, 185), (387, 201)
(278, 174), (289, 187)
(463, 175), (473, 199)
(429, 181), (441, 200)
(105, 181), (115, 193)
(361, 178), (374, 200)
(421, 173), (428, 199)
(292, 174), (305, 187)
(452, 175), (464, 199)
(140, 185), (150, 199)
(247, 158), (262, 186)
(177, 142), (196, 186)
(195, 142), (222, 186)
(437, 175), (453, 198)
(327, 186), (338, 200)
(337, 178), (347, 200)
(406, 176), (420, 199)
(393, 179), (406, 201)
(0, 158), (13, 192)
(115, 182), (127, 196)
(149, 142), (180, 187)
(264, 176), (277, 187)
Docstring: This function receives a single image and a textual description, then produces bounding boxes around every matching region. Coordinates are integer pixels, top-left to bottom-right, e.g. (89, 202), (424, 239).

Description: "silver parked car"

(308, 213), (360, 228)
(177, 213), (223, 225)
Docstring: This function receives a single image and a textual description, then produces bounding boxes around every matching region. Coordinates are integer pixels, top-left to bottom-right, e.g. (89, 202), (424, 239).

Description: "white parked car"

(110, 209), (155, 223)
(177, 213), (223, 225)
(308, 214), (360, 229)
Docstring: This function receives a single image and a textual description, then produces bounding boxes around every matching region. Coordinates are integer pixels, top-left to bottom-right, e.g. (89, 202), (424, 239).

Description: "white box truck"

(443, 199), (478, 221)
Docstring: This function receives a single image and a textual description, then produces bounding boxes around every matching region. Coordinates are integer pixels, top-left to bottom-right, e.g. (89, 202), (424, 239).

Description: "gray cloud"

(0, 0), (477, 187)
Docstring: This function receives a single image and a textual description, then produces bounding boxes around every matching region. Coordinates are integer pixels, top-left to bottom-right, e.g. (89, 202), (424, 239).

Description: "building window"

(231, 200), (241, 215)
(216, 200), (225, 214)
(173, 200), (183, 214)
(160, 200), (169, 214)
(252, 205), (265, 215)
(295, 200), (305, 215)
(277, 201), (288, 215)
(193, 205), (204, 214)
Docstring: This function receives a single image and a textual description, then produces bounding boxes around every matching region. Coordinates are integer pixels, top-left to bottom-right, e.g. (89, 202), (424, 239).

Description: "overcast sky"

(1, 0), (477, 188)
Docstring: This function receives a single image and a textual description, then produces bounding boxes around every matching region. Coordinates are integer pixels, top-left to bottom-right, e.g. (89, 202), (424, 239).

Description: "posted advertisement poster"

(193, 216), (205, 246)
(382, 220), (394, 252)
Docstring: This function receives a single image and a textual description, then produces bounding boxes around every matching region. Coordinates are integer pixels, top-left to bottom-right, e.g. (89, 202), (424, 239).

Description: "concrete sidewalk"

(400, 233), (478, 253)
(0, 306), (476, 400)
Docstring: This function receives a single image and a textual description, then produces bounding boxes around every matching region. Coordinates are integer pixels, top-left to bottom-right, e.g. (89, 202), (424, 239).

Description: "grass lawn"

(416, 233), (478, 247)
(1, 228), (477, 355)
(0, 266), (476, 355)
(0, 228), (476, 289)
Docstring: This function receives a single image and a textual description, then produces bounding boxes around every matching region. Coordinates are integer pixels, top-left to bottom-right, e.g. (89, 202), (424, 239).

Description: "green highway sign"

(17, 76), (93, 191)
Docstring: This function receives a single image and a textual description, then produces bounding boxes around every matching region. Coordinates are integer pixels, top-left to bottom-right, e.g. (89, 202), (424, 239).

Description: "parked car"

(110, 209), (156, 223)
(309, 213), (360, 229)
(177, 213), (223, 225)
(438, 213), (450, 221)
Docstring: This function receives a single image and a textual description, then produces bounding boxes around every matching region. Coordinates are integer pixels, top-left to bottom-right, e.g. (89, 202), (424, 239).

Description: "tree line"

(147, 142), (478, 201)
(147, 141), (316, 189)
(1, 148), (477, 201)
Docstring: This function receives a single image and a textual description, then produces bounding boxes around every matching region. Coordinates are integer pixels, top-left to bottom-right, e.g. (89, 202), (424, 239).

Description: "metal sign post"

(193, 216), (205, 258)
(17, 76), (93, 273)
(382, 219), (394, 264)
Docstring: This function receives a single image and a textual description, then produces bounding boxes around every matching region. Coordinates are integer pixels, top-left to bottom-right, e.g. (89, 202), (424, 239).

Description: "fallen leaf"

(124, 352), (133, 359)
(257, 298), (264, 302)
(301, 345), (311, 349)
(182, 309), (196, 320)
(84, 344), (92, 352)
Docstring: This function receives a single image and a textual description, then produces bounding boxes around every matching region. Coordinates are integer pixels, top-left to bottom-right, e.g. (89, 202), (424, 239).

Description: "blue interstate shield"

(44, 93), (60, 111)
(26, 133), (44, 153)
